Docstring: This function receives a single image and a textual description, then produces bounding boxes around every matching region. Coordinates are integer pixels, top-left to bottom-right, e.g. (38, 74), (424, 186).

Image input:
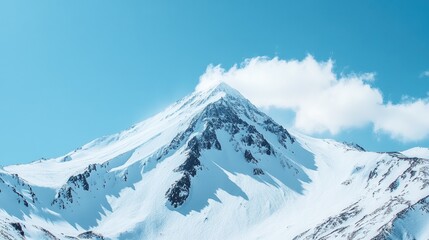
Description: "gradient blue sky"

(1, 1), (428, 165)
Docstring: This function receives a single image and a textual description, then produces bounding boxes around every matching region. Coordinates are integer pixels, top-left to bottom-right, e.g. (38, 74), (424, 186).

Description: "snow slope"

(402, 147), (429, 159)
(1, 83), (428, 240)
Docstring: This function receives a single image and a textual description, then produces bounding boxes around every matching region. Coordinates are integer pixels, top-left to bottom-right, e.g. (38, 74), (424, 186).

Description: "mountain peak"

(2, 82), (429, 240)
(196, 81), (241, 97)
(192, 81), (248, 110)
(206, 81), (235, 92)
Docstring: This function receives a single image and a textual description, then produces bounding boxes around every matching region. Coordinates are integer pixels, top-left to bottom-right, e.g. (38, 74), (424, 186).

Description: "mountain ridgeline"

(0, 83), (428, 239)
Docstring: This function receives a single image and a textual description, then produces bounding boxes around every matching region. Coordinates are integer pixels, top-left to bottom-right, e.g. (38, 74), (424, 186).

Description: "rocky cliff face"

(164, 94), (294, 208)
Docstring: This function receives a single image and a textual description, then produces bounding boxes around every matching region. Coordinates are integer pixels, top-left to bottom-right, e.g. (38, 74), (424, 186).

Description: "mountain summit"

(1, 83), (429, 239)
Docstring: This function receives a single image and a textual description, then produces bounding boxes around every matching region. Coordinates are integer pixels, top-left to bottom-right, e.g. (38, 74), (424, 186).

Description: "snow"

(402, 147), (429, 159)
(0, 82), (428, 239)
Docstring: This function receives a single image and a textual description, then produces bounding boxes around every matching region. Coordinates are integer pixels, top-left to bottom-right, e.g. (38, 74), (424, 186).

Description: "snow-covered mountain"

(1, 83), (428, 240)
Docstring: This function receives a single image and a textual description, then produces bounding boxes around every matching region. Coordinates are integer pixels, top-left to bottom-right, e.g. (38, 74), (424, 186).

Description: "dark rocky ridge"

(165, 93), (295, 208)
(0, 173), (37, 209)
(10, 223), (24, 237)
(52, 163), (108, 209)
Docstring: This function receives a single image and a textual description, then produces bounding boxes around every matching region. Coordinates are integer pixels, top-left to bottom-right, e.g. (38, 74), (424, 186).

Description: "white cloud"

(374, 100), (429, 141)
(420, 71), (429, 78)
(197, 55), (429, 142)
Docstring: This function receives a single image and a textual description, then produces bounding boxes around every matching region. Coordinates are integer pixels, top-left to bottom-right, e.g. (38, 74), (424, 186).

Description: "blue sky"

(1, 1), (428, 165)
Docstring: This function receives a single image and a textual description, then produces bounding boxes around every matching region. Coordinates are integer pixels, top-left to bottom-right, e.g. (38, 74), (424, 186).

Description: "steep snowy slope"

(1, 83), (428, 240)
